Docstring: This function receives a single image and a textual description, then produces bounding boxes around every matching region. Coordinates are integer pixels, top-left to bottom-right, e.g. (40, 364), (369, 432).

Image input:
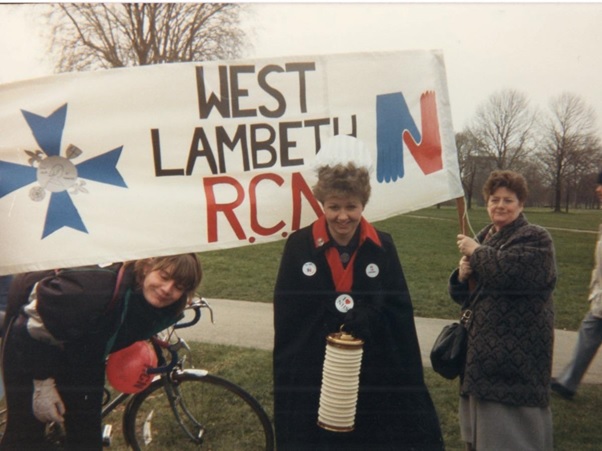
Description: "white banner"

(0, 50), (463, 275)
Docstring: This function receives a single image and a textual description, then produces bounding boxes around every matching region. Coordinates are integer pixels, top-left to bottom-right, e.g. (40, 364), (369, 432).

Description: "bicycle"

(1, 297), (275, 450)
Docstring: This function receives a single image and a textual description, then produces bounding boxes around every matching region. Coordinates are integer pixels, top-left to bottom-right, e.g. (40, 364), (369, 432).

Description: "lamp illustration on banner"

(317, 330), (364, 432)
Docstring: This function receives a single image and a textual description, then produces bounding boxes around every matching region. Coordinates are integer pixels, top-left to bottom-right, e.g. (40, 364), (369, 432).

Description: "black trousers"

(0, 318), (106, 450)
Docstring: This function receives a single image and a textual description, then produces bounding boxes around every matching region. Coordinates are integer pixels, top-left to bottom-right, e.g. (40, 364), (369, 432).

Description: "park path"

(178, 298), (602, 385)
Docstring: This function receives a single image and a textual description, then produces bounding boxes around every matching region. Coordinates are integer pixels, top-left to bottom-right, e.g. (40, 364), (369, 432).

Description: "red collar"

(311, 216), (381, 292)
(311, 216), (382, 250)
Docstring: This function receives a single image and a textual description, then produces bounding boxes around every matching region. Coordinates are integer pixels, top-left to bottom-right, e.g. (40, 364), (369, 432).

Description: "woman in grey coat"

(449, 170), (557, 451)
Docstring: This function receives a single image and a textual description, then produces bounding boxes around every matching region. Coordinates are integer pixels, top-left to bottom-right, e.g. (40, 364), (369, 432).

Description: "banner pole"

(456, 195), (478, 292)
(455, 196), (469, 235)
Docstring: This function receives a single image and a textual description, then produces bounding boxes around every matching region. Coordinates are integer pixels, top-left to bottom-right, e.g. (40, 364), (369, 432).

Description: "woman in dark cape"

(273, 135), (444, 450)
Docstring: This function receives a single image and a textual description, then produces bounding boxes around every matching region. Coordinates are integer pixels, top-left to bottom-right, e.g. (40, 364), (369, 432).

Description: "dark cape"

(273, 218), (444, 450)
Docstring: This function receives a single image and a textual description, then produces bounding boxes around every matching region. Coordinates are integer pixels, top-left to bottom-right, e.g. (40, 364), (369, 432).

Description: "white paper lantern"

(317, 331), (364, 432)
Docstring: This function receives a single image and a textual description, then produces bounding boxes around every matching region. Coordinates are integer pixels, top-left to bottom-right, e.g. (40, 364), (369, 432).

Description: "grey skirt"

(459, 395), (553, 450)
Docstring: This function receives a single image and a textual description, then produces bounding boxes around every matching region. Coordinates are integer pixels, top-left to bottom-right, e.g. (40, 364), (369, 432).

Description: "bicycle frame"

(100, 297), (213, 446)
(3, 297), (274, 449)
(128, 368), (212, 447)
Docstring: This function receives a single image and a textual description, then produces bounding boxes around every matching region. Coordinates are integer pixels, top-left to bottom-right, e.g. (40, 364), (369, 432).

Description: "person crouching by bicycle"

(0, 253), (202, 450)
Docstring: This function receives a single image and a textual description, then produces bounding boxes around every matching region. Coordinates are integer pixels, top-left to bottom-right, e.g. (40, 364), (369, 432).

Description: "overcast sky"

(1, 2), (602, 131)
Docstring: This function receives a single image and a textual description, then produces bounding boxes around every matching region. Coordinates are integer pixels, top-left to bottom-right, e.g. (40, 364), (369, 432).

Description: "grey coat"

(449, 214), (557, 407)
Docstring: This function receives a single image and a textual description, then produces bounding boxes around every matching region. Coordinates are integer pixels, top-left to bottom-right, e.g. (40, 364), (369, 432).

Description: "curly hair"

(482, 170), (529, 203)
(312, 162), (371, 206)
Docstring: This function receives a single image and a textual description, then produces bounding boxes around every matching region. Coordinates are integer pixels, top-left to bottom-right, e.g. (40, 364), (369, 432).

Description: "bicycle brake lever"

(199, 298), (215, 324)
(175, 338), (191, 353)
(167, 338), (189, 353)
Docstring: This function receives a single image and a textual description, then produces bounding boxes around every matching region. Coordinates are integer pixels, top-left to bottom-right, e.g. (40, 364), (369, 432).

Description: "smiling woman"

(312, 161), (371, 246)
(449, 170), (557, 451)
(0, 253), (202, 449)
(484, 173), (528, 231)
(272, 135), (444, 450)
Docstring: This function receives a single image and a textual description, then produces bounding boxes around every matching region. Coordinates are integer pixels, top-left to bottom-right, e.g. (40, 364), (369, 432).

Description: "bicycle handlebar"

(147, 336), (183, 374)
(173, 297), (214, 329)
(105, 299), (212, 393)
(144, 297), (214, 375)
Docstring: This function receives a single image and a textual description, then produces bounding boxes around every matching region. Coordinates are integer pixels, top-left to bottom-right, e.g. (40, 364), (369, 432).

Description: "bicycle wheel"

(123, 369), (274, 450)
(0, 405), (5, 441)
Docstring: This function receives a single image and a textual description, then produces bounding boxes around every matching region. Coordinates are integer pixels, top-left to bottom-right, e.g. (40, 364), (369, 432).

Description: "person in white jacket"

(552, 171), (602, 399)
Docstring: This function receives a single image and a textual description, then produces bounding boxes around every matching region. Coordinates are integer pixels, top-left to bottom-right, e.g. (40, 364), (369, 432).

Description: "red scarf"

(312, 216), (381, 292)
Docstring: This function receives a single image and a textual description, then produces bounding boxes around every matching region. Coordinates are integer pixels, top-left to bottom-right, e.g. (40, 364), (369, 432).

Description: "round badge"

(302, 262), (317, 276)
(29, 186), (46, 202)
(335, 294), (354, 313)
(366, 263), (379, 278)
(37, 156), (78, 193)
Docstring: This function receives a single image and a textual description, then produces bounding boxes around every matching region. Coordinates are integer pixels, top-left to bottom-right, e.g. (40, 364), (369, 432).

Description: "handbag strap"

(460, 309), (473, 327)
(460, 272), (480, 328)
(106, 263), (126, 312)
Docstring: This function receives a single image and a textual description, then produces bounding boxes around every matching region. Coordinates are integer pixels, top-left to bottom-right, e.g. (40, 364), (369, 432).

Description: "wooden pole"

(456, 195), (477, 292)
(455, 196), (469, 235)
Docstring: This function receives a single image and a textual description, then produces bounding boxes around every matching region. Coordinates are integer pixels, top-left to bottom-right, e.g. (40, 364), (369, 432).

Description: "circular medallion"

(29, 186), (46, 202)
(302, 262), (317, 276)
(340, 252), (350, 264)
(335, 294), (354, 313)
(37, 156), (78, 193)
(365, 263), (379, 278)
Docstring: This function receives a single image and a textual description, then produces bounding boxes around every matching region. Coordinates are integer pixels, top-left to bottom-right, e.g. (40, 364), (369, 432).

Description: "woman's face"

(487, 186), (524, 230)
(323, 194), (364, 245)
(142, 266), (185, 308)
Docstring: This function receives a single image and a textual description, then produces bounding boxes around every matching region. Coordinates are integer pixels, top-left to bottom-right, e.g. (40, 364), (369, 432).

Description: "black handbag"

(430, 310), (472, 380)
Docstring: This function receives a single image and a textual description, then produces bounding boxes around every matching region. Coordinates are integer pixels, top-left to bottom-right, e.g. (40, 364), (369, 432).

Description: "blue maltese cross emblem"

(0, 104), (127, 238)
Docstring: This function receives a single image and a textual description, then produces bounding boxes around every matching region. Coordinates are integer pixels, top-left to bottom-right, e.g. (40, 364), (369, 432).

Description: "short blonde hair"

(312, 163), (371, 206)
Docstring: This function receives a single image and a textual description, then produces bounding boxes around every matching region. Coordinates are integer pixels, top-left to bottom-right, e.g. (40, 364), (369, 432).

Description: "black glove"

(343, 303), (372, 342)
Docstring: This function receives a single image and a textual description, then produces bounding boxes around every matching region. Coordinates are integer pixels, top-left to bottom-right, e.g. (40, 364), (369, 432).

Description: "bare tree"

(537, 93), (602, 212)
(48, 3), (247, 72)
(456, 129), (480, 208)
(456, 127), (503, 209)
(518, 160), (549, 208)
(469, 89), (537, 171)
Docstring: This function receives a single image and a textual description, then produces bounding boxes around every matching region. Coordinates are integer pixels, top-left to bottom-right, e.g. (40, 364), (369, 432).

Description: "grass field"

(96, 343), (602, 450)
(200, 205), (601, 330)
(192, 343), (602, 451)
(3, 206), (602, 449)
(186, 206), (602, 449)
(2, 340), (600, 450)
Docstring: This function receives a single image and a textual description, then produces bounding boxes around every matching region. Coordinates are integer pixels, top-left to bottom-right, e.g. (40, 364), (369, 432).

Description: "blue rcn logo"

(376, 91), (443, 183)
(0, 104), (127, 239)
